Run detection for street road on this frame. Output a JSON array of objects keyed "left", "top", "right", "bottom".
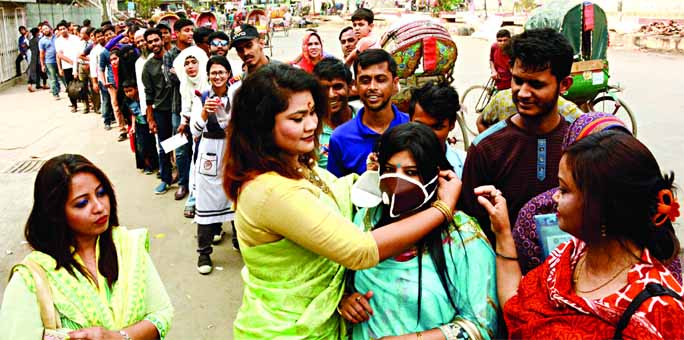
[{"left": 0, "top": 23, "right": 682, "bottom": 339}]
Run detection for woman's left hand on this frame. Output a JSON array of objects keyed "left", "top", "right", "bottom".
[{"left": 68, "top": 327, "right": 123, "bottom": 340}]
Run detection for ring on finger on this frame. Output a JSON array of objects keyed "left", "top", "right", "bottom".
[{"left": 355, "top": 296, "right": 361, "bottom": 302}]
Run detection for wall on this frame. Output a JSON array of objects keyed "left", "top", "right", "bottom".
[{"left": 0, "top": 3, "right": 101, "bottom": 84}]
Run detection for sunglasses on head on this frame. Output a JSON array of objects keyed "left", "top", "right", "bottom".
[{"left": 211, "top": 40, "right": 229, "bottom": 47}]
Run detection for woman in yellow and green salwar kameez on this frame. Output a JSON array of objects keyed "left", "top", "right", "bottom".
[
  {"left": 0, "top": 154, "right": 173, "bottom": 340},
  {"left": 224, "top": 64, "right": 461, "bottom": 339}
]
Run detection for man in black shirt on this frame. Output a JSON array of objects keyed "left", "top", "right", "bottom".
[{"left": 142, "top": 28, "right": 174, "bottom": 195}]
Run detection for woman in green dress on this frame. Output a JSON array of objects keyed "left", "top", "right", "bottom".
[
  {"left": 339, "top": 123, "right": 498, "bottom": 340},
  {"left": 0, "top": 154, "right": 173, "bottom": 339},
  {"left": 223, "top": 64, "right": 461, "bottom": 339}
]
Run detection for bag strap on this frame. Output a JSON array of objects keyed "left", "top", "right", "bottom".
[
  {"left": 10, "top": 259, "right": 62, "bottom": 330},
  {"left": 612, "top": 282, "right": 681, "bottom": 340}
]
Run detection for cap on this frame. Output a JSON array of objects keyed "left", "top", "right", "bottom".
[{"left": 230, "top": 24, "right": 259, "bottom": 48}]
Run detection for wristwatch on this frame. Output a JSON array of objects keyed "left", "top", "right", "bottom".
[{"left": 119, "top": 330, "right": 132, "bottom": 340}]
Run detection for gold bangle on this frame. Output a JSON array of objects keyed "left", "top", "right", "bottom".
[{"left": 431, "top": 200, "right": 452, "bottom": 222}]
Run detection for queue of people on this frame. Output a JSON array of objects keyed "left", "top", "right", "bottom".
[{"left": 2, "top": 7, "right": 684, "bottom": 340}]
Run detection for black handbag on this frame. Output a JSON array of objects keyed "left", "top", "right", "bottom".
[
  {"left": 67, "top": 80, "right": 84, "bottom": 101},
  {"left": 612, "top": 282, "right": 681, "bottom": 340}
]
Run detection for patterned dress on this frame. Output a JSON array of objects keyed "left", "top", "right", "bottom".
[{"left": 505, "top": 238, "right": 684, "bottom": 339}]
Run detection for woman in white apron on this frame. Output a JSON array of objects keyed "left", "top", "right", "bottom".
[{"left": 190, "top": 56, "right": 234, "bottom": 275}]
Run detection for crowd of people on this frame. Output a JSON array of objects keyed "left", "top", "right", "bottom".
[{"left": 2, "top": 6, "right": 684, "bottom": 340}]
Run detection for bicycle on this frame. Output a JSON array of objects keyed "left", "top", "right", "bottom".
[{"left": 459, "top": 78, "right": 497, "bottom": 137}]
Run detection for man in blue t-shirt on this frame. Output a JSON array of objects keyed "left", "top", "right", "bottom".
[
  {"left": 39, "top": 24, "right": 60, "bottom": 99},
  {"left": 15, "top": 26, "right": 29, "bottom": 77},
  {"left": 327, "top": 49, "right": 408, "bottom": 177}
]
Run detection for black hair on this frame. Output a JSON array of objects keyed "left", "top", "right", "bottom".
[
  {"left": 30, "top": 27, "right": 39, "bottom": 36},
  {"left": 358, "top": 123, "right": 464, "bottom": 322},
  {"left": 102, "top": 25, "right": 115, "bottom": 35},
  {"left": 351, "top": 8, "right": 374, "bottom": 24},
  {"left": 565, "top": 130, "right": 680, "bottom": 263},
  {"left": 155, "top": 23, "right": 170, "bottom": 32},
  {"left": 173, "top": 18, "right": 194, "bottom": 32},
  {"left": 224, "top": 63, "right": 327, "bottom": 201},
  {"left": 208, "top": 30, "right": 230, "bottom": 42},
  {"left": 19, "top": 25, "right": 26, "bottom": 32},
  {"left": 55, "top": 20, "right": 69, "bottom": 30},
  {"left": 147, "top": 19, "right": 156, "bottom": 28},
  {"left": 409, "top": 82, "right": 460, "bottom": 126},
  {"left": 25, "top": 154, "right": 119, "bottom": 287},
  {"left": 193, "top": 26, "right": 215, "bottom": 45},
  {"left": 496, "top": 29, "right": 511, "bottom": 38},
  {"left": 144, "top": 28, "right": 162, "bottom": 41},
  {"left": 313, "top": 57, "right": 352, "bottom": 84},
  {"left": 354, "top": 48, "right": 397, "bottom": 78},
  {"left": 86, "top": 27, "right": 95, "bottom": 35},
  {"left": 101, "top": 20, "right": 112, "bottom": 27},
  {"left": 339, "top": 26, "right": 354, "bottom": 40},
  {"left": 92, "top": 28, "right": 102, "bottom": 36},
  {"left": 508, "top": 28, "right": 574, "bottom": 83},
  {"left": 121, "top": 79, "right": 137, "bottom": 88},
  {"left": 83, "top": 19, "right": 91, "bottom": 27},
  {"left": 206, "top": 55, "right": 232, "bottom": 75}
]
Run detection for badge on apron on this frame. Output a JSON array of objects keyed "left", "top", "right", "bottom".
[{"left": 199, "top": 153, "right": 218, "bottom": 177}]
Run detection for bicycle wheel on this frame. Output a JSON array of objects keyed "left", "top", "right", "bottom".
[
  {"left": 448, "top": 111, "right": 470, "bottom": 151},
  {"left": 460, "top": 84, "right": 488, "bottom": 136},
  {"left": 590, "top": 95, "right": 638, "bottom": 137}
]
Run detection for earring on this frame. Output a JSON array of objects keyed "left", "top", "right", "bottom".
[{"left": 600, "top": 224, "right": 608, "bottom": 238}]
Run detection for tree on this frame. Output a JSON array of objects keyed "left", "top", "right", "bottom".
[{"left": 136, "top": 0, "right": 160, "bottom": 18}]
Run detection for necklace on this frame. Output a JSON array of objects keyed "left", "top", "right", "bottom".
[{"left": 573, "top": 255, "right": 633, "bottom": 294}]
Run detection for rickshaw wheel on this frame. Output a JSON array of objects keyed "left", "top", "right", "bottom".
[
  {"left": 460, "top": 84, "right": 491, "bottom": 136},
  {"left": 590, "top": 95, "right": 638, "bottom": 137}
]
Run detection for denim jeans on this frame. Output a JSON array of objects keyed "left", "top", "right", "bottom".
[
  {"left": 171, "top": 112, "right": 192, "bottom": 188},
  {"left": 45, "top": 63, "right": 60, "bottom": 97},
  {"left": 98, "top": 81, "right": 114, "bottom": 124},
  {"left": 153, "top": 110, "right": 174, "bottom": 185}
]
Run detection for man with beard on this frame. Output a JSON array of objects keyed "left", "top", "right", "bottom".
[
  {"left": 458, "top": 28, "right": 575, "bottom": 244},
  {"left": 163, "top": 19, "right": 195, "bottom": 200},
  {"left": 134, "top": 29, "right": 150, "bottom": 130},
  {"left": 156, "top": 23, "right": 172, "bottom": 51},
  {"left": 327, "top": 49, "right": 408, "bottom": 177},
  {"left": 142, "top": 28, "right": 174, "bottom": 195},
  {"left": 39, "top": 24, "right": 60, "bottom": 99},
  {"left": 208, "top": 31, "right": 230, "bottom": 57},
  {"left": 313, "top": 57, "right": 354, "bottom": 169}
]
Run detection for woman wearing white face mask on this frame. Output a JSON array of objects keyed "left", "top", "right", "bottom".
[{"left": 340, "top": 123, "right": 499, "bottom": 340}]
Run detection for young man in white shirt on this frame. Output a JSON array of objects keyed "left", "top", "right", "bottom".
[{"left": 55, "top": 20, "right": 82, "bottom": 112}]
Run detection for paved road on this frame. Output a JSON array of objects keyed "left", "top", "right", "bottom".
[{"left": 0, "top": 24, "right": 682, "bottom": 339}]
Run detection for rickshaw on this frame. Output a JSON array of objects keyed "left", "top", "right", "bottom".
[
  {"left": 380, "top": 19, "right": 470, "bottom": 150},
  {"left": 270, "top": 6, "right": 290, "bottom": 37},
  {"left": 153, "top": 12, "right": 180, "bottom": 33},
  {"left": 460, "top": 0, "right": 637, "bottom": 137},
  {"left": 196, "top": 11, "right": 218, "bottom": 30},
  {"left": 247, "top": 8, "right": 273, "bottom": 56}
]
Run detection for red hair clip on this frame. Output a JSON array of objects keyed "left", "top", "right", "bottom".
[{"left": 653, "top": 189, "right": 680, "bottom": 227}]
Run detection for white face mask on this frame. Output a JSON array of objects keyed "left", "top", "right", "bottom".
[
  {"left": 379, "top": 172, "right": 438, "bottom": 218},
  {"left": 351, "top": 170, "right": 382, "bottom": 208}
]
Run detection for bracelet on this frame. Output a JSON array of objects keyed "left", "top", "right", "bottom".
[
  {"left": 416, "top": 331, "right": 423, "bottom": 339},
  {"left": 336, "top": 306, "right": 343, "bottom": 315},
  {"left": 431, "top": 200, "right": 452, "bottom": 223},
  {"left": 496, "top": 252, "right": 518, "bottom": 261},
  {"left": 119, "top": 330, "right": 132, "bottom": 340}
]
